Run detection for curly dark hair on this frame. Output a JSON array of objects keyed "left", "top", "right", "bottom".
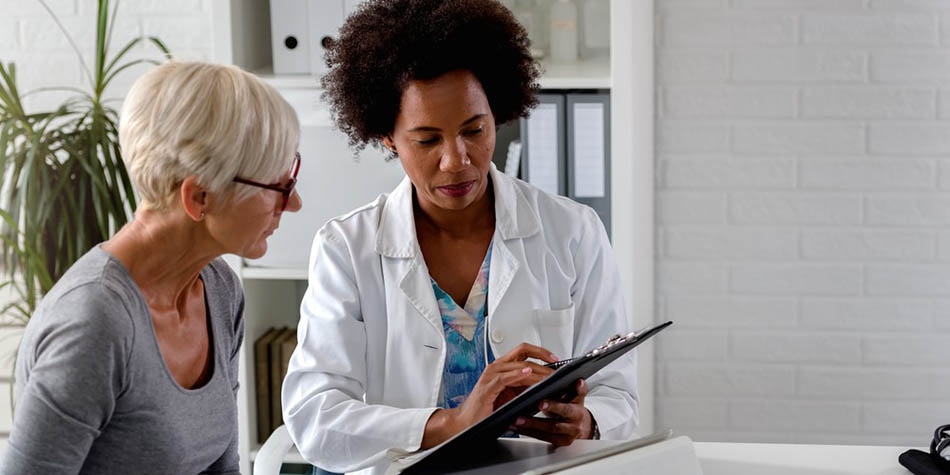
[{"left": 321, "top": 0, "right": 541, "bottom": 151}]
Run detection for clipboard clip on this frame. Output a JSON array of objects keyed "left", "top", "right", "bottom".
[
  {"left": 546, "top": 327, "right": 648, "bottom": 369},
  {"left": 586, "top": 326, "right": 652, "bottom": 357}
]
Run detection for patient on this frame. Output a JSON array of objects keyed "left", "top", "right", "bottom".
[{"left": 0, "top": 61, "right": 302, "bottom": 474}]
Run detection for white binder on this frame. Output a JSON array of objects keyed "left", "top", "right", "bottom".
[
  {"left": 271, "top": 0, "right": 366, "bottom": 76},
  {"left": 307, "top": 0, "right": 346, "bottom": 76},
  {"left": 270, "top": 0, "right": 311, "bottom": 74}
]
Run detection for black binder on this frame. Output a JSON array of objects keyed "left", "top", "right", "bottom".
[
  {"left": 401, "top": 321, "right": 674, "bottom": 475},
  {"left": 519, "top": 92, "right": 612, "bottom": 238}
]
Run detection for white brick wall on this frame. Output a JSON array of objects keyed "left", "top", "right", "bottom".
[
  {"left": 0, "top": 0, "right": 212, "bottom": 112},
  {"left": 802, "top": 14, "right": 938, "bottom": 45},
  {"left": 732, "top": 50, "right": 867, "bottom": 82},
  {"left": 0, "top": 0, "right": 212, "bottom": 450},
  {"left": 801, "top": 87, "right": 936, "bottom": 119},
  {"left": 657, "top": 0, "right": 950, "bottom": 445},
  {"left": 871, "top": 52, "right": 950, "bottom": 83}
]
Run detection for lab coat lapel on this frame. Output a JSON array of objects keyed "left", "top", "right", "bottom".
[
  {"left": 487, "top": 165, "right": 540, "bottom": 321},
  {"left": 488, "top": 238, "right": 518, "bottom": 320},
  {"left": 376, "top": 176, "right": 444, "bottom": 336},
  {"left": 398, "top": 258, "right": 443, "bottom": 337}
]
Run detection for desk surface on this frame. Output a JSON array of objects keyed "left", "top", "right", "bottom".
[
  {"left": 694, "top": 441, "right": 914, "bottom": 475},
  {"left": 275, "top": 438, "right": 917, "bottom": 474}
]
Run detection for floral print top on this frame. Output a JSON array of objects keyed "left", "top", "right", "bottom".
[{"left": 432, "top": 242, "right": 496, "bottom": 409}]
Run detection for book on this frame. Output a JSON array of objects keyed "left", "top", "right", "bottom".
[
  {"left": 254, "top": 327, "right": 281, "bottom": 444},
  {"left": 279, "top": 329, "right": 298, "bottom": 392},
  {"left": 269, "top": 327, "right": 294, "bottom": 434}
]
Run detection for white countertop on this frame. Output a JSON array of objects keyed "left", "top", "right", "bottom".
[
  {"left": 694, "top": 441, "right": 914, "bottom": 475},
  {"left": 257, "top": 436, "right": 918, "bottom": 474}
]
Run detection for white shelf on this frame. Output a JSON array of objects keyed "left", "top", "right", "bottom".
[
  {"left": 251, "top": 66, "right": 322, "bottom": 89},
  {"left": 241, "top": 266, "right": 308, "bottom": 280},
  {"left": 251, "top": 58, "right": 611, "bottom": 92},
  {"left": 538, "top": 56, "right": 611, "bottom": 89}
]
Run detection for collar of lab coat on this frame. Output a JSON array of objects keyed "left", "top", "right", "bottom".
[{"left": 375, "top": 163, "right": 541, "bottom": 258}]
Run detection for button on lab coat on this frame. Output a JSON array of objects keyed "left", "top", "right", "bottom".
[{"left": 282, "top": 165, "right": 638, "bottom": 474}]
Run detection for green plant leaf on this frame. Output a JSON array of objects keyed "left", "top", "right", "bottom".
[
  {"left": 95, "top": 0, "right": 110, "bottom": 95},
  {"left": 147, "top": 36, "right": 172, "bottom": 59},
  {"left": 37, "top": 0, "right": 93, "bottom": 88},
  {"left": 103, "top": 37, "right": 142, "bottom": 80},
  {"left": 102, "top": 58, "right": 166, "bottom": 90},
  {"left": 104, "top": 0, "right": 120, "bottom": 63},
  {"left": 1, "top": 0, "right": 165, "bottom": 325},
  {"left": 0, "top": 62, "right": 26, "bottom": 116}
]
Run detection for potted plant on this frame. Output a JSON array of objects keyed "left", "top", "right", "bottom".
[
  {"left": 0, "top": 0, "right": 170, "bottom": 326},
  {"left": 0, "top": 1, "right": 171, "bottom": 410}
]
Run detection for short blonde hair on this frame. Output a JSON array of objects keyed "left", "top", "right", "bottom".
[{"left": 119, "top": 61, "right": 300, "bottom": 211}]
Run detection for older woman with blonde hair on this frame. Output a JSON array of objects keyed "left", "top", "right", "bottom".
[{"left": 0, "top": 61, "right": 302, "bottom": 474}]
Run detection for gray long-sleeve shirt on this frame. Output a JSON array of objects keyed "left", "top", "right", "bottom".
[{"left": 0, "top": 246, "right": 244, "bottom": 474}]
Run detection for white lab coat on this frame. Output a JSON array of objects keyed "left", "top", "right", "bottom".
[{"left": 282, "top": 165, "right": 638, "bottom": 474}]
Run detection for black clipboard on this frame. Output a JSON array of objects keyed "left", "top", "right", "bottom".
[{"left": 401, "top": 320, "right": 674, "bottom": 475}]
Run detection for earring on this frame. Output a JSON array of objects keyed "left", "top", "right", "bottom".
[{"left": 199, "top": 212, "right": 205, "bottom": 220}]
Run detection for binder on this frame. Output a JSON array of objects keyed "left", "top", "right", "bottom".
[
  {"left": 518, "top": 92, "right": 612, "bottom": 237},
  {"left": 254, "top": 327, "right": 281, "bottom": 443},
  {"left": 270, "top": 0, "right": 311, "bottom": 74},
  {"left": 269, "top": 327, "right": 293, "bottom": 433},
  {"left": 307, "top": 0, "right": 346, "bottom": 76},
  {"left": 279, "top": 330, "right": 298, "bottom": 393},
  {"left": 271, "top": 1, "right": 368, "bottom": 76},
  {"left": 520, "top": 94, "right": 566, "bottom": 196},
  {"left": 567, "top": 93, "right": 611, "bottom": 236}
]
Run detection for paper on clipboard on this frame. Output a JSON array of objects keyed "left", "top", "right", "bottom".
[{"left": 572, "top": 102, "right": 605, "bottom": 199}]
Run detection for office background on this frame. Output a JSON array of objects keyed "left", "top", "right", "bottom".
[{"left": 0, "top": 0, "right": 948, "bottom": 463}]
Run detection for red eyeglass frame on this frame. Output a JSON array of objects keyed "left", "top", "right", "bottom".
[{"left": 232, "top": 153, "right": 300, "bottom": 211}]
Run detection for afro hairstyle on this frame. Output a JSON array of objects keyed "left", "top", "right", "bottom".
[{"left": 321, "top": 0, "right": 541, "bottom": 151}]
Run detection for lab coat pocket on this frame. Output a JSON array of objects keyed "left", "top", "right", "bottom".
[{"left": 532, "top": 305, "right": 575, "bottom": 360}]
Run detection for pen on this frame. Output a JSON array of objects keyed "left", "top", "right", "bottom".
[{"left": 544, "top": 357, "right": 579, "bottom": 369}]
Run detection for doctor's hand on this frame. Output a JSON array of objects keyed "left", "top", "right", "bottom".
[
  {"left": 510, "top": 378, "right": 594, "bottom": 447},
  {"left": 421, "top": 343, "right": 558, "bottom": 449}
]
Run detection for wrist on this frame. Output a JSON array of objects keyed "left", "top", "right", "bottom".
[{"left": 421, "top": 408, "right": 462, "bottom": 449}]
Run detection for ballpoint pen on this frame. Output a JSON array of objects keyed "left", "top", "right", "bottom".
[{"left": 543, "top": 356, "right": 580, "bottom": 369}]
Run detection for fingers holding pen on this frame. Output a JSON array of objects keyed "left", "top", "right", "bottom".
[{"left": 495, "top": 342, "right": 560, "bottom": 366}]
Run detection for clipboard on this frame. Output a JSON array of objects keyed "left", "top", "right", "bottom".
[{"left": 400, "top": 321, "right": 674, "bottom": 475}]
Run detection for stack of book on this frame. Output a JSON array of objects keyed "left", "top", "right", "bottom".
[{"left": 254, "top": 326, "right": 298, "bottom": 444}]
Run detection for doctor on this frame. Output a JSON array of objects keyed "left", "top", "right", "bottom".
[{"left": 282, "top": 0, "right": 637, "bottom": 473}]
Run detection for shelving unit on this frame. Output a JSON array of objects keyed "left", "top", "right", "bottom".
[
  {"left": 212, "top": 2, "right": 653, "bottom": 473},
  {"left": 250, "top": 66, "right": 322, "bottom": 91},
  {"left": 253, "top": 59, "right": 612, "bottom": 91},
  {"left": 538, "top": 56, "right": 611, "bottom": 89}
]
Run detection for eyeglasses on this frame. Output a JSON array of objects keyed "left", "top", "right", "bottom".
[
  {"left": 933, "top": 424, "right": 950, "bottom": 469},
  {"left": 232, "top": 153, "right": 300, "bottom": 211}
]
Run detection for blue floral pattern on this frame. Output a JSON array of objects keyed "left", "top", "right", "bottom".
[{"left": 433, "top": 243, "right": 495, "bottom": 409}]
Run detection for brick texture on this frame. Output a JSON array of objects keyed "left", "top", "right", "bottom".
[{"left": 657, "top": 0, "right": 950, "bottom": 446}]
